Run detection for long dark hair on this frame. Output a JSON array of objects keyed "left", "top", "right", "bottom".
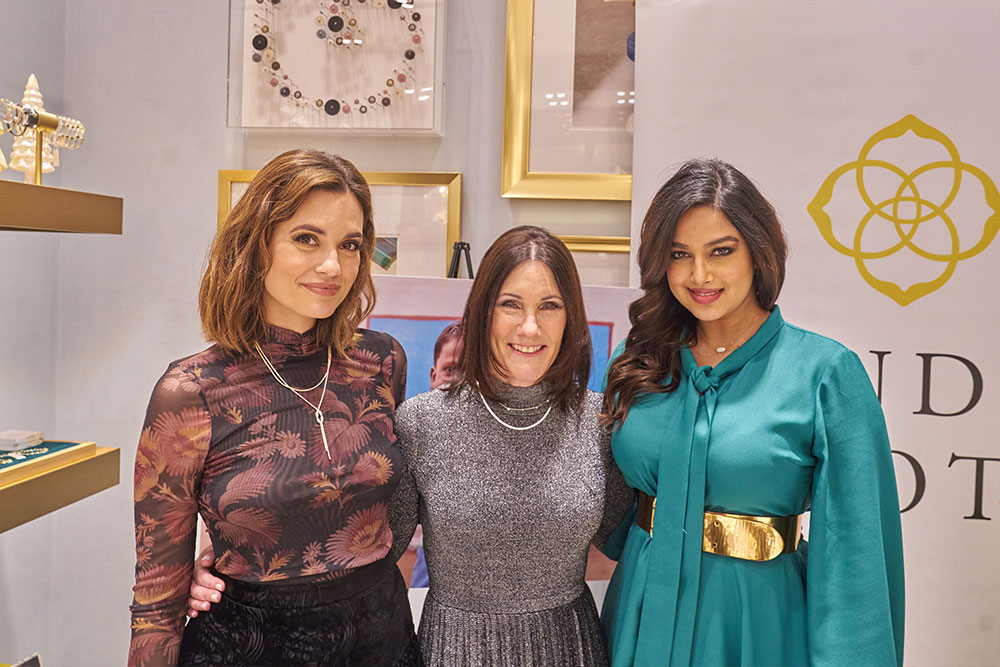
[
  {"left": 601, "top": 159, "right": 787, "bottom": 426},
  {"left": 458, "top": 226, "right": 591, "bottom": 412}
]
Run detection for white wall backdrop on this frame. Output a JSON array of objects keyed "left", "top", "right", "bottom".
[
  {"left": 632, "top": 2, "right": 1000, "bottom": 664},
  {"left": 0, "top": 0, "right": 68, "bottom": 661}
]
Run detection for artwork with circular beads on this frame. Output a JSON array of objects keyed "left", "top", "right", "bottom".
[{"left": 230, "top": 0, "right": 442, "bottom": 132}]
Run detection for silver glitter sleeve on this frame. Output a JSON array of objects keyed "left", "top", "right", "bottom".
[
  {"left": 388, "top": 401, "right": 419, "bottom": 564},
  {"left": 592, "top": 425, "right": 634, "bottom": 550}
]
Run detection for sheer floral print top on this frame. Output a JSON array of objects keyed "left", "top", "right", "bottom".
[{"left": 128, "top": 326, "right": 406, "bottom": 667}]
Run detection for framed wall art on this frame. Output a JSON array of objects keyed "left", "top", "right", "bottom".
[
  {"left": 502, "top": 0, "right": 634, "bottom": 200},
  {"left": 228, "top": 0, "right": 445, "bottom": 133},
  {"left": 563, "top": 237, "right": 631, "bottom": 288},
  {"left": 218, "top": 169, "right": 461, "bottom": 277}
]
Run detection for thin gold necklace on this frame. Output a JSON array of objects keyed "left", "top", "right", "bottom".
[
  {"left": 694, "top": 311, "right": 765, "bottom": 356},
  {"left": 254, "top": 342, "right": 333, "bottom": 459}
]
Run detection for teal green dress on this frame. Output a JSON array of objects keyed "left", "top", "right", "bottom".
[{"left": 601, "top": 307, "right": 904, "bottom": 666}]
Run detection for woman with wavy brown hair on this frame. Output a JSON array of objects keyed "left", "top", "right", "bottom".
[
  {"left": 599, "top": 159, "right": 904, "bottom": 666},
  {"left": 128, "top": 149, "right": 420, "bottom": 667}
]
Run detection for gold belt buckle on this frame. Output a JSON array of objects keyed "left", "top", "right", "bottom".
[
  {"left": 702, "top": 511, "right": 801, "bottom": 561},
  {"left": 637, "top": 491, "right": 656, "bottom": 535},
  {"left": 635, "top": 492, "right": 801, "bottom": 562}
]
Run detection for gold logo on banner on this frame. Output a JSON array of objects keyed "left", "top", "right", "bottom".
[{"left": 808, "top": 115, "right": 1000, "bottom": 305}]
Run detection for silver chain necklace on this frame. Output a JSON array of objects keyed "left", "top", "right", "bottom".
[
  {"left": 499, "top": 398, "right": 551, "bottom": 412},
  {"left": 478, "top": 391, "right": 553, "bottom": 431},
  {"left": 254, "top": 341, "right": 333, "bottom": 459}
]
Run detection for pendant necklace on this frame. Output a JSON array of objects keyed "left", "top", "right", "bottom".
[
  {"left": 478, "top": 391, "right": 552, "bottom": 431},
  {"left": 695, "top": 311, "right": 765, "bottom": 356},
  {"left": 499, "top": 398, "right": 551, "bottom": 412},
  {"left": 254, "top": 341, "right": 334, "bottom": 459}
]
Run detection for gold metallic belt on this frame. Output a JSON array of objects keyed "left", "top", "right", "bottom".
[{"left": 636, "top": 491, "right": 801, "bottom": 562}]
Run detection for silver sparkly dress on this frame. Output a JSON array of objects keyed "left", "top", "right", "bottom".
[{"left": 389, "top": 383, "right": 632, "bottom": 667}]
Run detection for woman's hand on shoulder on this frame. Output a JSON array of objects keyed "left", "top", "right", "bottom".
[{"left": 186, "top": 546, "right": 225, "bottom": 617}]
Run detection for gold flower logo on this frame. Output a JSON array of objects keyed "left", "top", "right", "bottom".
[{"left": 808, "top": 115, "right": 1000, "bottom": 305}]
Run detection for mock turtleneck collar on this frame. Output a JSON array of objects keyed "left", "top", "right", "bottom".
[
  {"left": 492, "top": 380, "right": 554, "bottom": 409},
  {"left": 261, "top": 324, "right": 321, "bottom": 358}
]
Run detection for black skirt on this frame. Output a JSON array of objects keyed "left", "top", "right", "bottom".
[{"left": 178, "top": 557, "right": 421, "bottom": 667}]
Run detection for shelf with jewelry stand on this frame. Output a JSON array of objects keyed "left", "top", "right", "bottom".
[
  {"left": 0, "top": 79, "right": 121, "bottom": 532},
  {"left": 0, "top": 88, "right": 122, "bottom": 233}
]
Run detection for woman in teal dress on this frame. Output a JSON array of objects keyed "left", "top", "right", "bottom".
[{"left": 600, "top": 159, "right": 904, "bottom": 666}]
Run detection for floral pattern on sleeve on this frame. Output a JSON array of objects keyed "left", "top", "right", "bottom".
[{"left": 129, "top": 365, "right": 213, "bottom": 667}]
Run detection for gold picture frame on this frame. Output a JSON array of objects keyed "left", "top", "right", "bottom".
[
  {"left": 218, "top": 169, "right": 462, "bottom": 276},
  {"left": 501, "top": 0, "right": 633, "bottom": 201},
  {"left": 559, "top": 235, "right": 630, "bottom": 253}
]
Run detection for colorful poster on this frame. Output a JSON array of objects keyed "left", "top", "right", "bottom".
[{"left": 367, "top": 275, "right": 637, "bottom": 398}]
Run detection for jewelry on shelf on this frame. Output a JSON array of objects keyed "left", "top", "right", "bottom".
[
  {"left": 694, "top": 311, "right": 766, "bottom": 356},
  {"left": 478, "top": 391, "right": 553, "bottom": 431},
  {"left": 254, "top": 342, "right": 334, "bottom": 459},
  {"left": 0, "top": 446, "right": 49, "bottom": 466}
]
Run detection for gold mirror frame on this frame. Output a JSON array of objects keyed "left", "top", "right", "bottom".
[
  {"left": 501, "top": 0, "right": 632, "bottom": 201},
  {"left": 218, "top": 169, "right": 462, "bottom": 274}
]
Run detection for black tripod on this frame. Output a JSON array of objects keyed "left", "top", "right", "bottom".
[{"left": 447, "top": 241, "right": 474, "bottom": 279}]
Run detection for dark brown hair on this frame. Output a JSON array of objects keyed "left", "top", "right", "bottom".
[
  {"left": 457, "top": 226, "right": 591, "bottom": 412},
  {"left": 199, "top": 149, "right": 376, "bottom": 355},
  {"left": 601, "top": 158, "right": 787, "bottom": 426}
]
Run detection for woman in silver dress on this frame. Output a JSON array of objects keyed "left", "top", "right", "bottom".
[
  {"left": 388, "top": 226, "right": 631, "bottom": 666},
  {"left": 188, "top": 225, "right": 631, "bottom": 666}
]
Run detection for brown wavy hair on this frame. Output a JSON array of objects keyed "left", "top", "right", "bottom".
[
  {"left": 601, "top": 158, "right": 787, "bottom": 427},
  {"left": 199, "top": 149, "right": 376, "bottom": 355},
  {"left": 456, "top": 226, "right": 591, "bottom": 412}
]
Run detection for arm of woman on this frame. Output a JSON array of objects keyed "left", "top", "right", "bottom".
[
  {"left": 128, "top": 368, "right": 212, "bottom": 667},
  {"left": 807, "top": 348, "right": 905, "bottom": 667},
  {"left": 384, "top": 337, "right": 419, "bottom": 563},
  {"left": 593, "top": 427, "right": 635, "bottom": 554},
  {"left": 387, "top": 401, "right": 419, "bottom": 564},
  {"left": 598, "top": 340, "right": 637, "bottom": 559}
]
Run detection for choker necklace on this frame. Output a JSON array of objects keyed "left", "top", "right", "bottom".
[
  {"left": 499, "top": 398, "right": 551, "bottom": 412},
  {"left": 694, "top": 311, "right": 765, "bottom": 356},
  {"left": 254, "top": 342, "right": 333, "bottom": 459},
  {"left": 478, "top": 391, "right": 553, "bottom": 431}
]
